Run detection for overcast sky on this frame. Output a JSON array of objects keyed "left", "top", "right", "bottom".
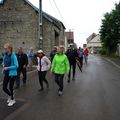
[
  {"left": 1, "top": 0, "right": 120, "bottom": 47},
  {"left": 33, "top": 0, "right": 119, "bottom": 47}
]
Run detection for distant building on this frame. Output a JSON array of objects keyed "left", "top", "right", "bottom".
[
  {"left": 86, "top": 33, "right": 102, "bottom": 54},
  {"left": 65, "top": 31, "right": 74, "bottom": 45},
  {"left": 83, "top": 44, "right": 87, "bottom": 48},
  {"left": 0, "top": 0, "right": 65, "bottom": 56}
]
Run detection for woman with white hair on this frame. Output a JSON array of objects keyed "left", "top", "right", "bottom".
[
  {"left": 2, "top": 43, "right": 19, "bottom": 106},
  {"left": 37, "top": 50, "right": 51, "bottom": 91}
]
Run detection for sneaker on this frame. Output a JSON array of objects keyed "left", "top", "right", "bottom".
[
  {"left": 67, "top": 78, "right": 70, "bottom": 83},
  {"left": 72, "top": 77, "right": 75, "bottom": 81},
  {"left": 7, "top": 96, "right": 11, "bottom": 103},
  {"left": 15, "top": 86, "right": 20, "bottom": 89},
  {"left": 23, "top": 83, "right": 26, "bottom": 87},
  {"left": 58, "top": 91, "right": 63, "bottom": 96},
  {"left": 8, "top": 99, "right": 16, "bottom": 107},
  {"left": 46, "top": 83, "right": 49, "bottom": 89},
  {"left": 38, "top": 88, "right": 44, "bottom": 92}
]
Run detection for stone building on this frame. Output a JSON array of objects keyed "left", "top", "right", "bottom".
[{"left": 0, "top": 0, "right": 65, "bottom": 56}]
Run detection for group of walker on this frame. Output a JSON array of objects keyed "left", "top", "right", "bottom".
[{"left": 1, "top": 43, "right": 89, "bottom": 107}]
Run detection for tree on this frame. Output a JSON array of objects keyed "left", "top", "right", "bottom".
[{"left": 99, "top": 2, "right": 120, "bottom": 54}]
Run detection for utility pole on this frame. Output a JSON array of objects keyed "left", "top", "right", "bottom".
[{"left": 39, "top": 0, "right": 43, "bottom": 49}]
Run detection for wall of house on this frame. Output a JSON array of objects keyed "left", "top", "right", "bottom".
[
  {"left": 0, "top": 0, "right": 38, "bottom": 54},
  {"left": 0, "top": 0, "right": 65, "bottom": 57},
  {"left": 87, "top": 35, "right": 102, "bottom": 48}
]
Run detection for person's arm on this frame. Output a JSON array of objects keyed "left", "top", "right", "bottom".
[
  {"left": 8, "top": 54, "right": 19, "bottom": 70},
  {"left": 65, "top": 55, "right": 70, "bottom": 74},
  {"left": 51, "top": 55, "right": 56, "bottom": 72},
  {"left": 24, "top": 54, "right": 28, "bottom": 66},
  {"left": 44, "top": 56, "right": 51, "bottom": 70}
]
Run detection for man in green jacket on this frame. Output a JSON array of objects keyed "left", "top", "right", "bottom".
[{"left": 51, "top": 46, "right": 70, "bottom": 96}]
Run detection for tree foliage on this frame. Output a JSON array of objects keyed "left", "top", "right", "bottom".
[{"left": 99, "top": 2, "right": 120, "bottom": 54}]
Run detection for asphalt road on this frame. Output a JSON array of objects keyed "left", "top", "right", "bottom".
[{"left": 0, "top": 55, "right": 120, "bottom": 120}]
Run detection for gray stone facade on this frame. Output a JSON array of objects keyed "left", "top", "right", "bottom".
[{"left": 0, "top": 0, "right": 65, "bottom": 56}]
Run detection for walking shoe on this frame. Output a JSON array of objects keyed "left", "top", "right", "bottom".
[
  {"left": 58, "top": 91, "right": 63, "bottom": 96},
  {"left": 46, "top": 83, "right": 49, "bottom": 89},
  {"left": 8, "top": 99, "right": 16, "bottom": 107},
  {"left": 23, "top": 83, "right": 26, "bottom": 87},
  {"left": 67, "top": 78, "right": 70, "bottom": 83},
  {"left": 72, "top": 77, "right": 75, "bottom": 81},
  {"left": 15, "top": 86, "right": 20, "bottom": 89},
  {"left": 38, "top": 88, "right": 44, "bottom": 92},
  {"left": 7, "top": 96, "right": 11, "bottom": 103}
]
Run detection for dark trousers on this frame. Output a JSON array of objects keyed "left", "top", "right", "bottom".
[
  {"left": 79, "top": 57, "right": 83, "bottom": 68},
  {"left": 38, "top": 71, "right": 48, "bottom": 89},
  {"left": 55, "top": 74, "right": 64, "bottom": 91},
  {"left": 16, "top": 68, "right": 27, "bottom": 87},
  {"left": 3, "top": 74, "right": 16, "bottom": 100},
  {"left": 68, "top": 62, "right": 76, "bottom": 79}
]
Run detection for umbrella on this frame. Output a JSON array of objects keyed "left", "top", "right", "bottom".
[{"left": 75, "top": 58, "right": 82, "bottom": 72}]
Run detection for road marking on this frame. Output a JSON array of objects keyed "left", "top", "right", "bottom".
[{"left": 104, "top": 58, "right": 120, "bottom": 69}]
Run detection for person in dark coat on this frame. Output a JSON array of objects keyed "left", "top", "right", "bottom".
[
  {"left": 66, "top": 46, "right": 78, "bottom": 82},
  {"left": 15, "top": 47, "right": 28, "bottom": 89},
  {"left": 49, "top": 46, "right": 57, "bottom": 63}
]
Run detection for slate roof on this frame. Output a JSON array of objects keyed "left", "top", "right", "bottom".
[{"left": 0, "top": 0, "right": 65, "bottom": 30}]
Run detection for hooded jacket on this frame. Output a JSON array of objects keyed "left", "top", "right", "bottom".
[
  {"left": 51, "top": 53, "right": 70, "bottom": 74},
  {"left": 2, "top": 52, "right": 19, "bottom": 76}
]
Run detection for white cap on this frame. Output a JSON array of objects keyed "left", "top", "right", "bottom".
[{"left": 37, "top": 50, "right": 43, "bottom": 53}]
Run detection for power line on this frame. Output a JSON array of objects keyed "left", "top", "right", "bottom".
[
  {"left": 48, "top": 0, "right": 60, "bottom": 19},
  {"left": 52, "top": 0, "right": 68, "bottom": 27}
]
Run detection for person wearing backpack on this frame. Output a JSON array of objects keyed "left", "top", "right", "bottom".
[
  {"left": 78, "top": 48, "right": 84, "bottom": 68},
  {"left": 2, "top": 43, "right": 19, "bottom": 106},
  {"left": 66, "top": 45, "right": 78, "bottom": 82}
]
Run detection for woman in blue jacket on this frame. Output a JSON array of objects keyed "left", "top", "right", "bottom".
[{"left": 2, "top": 43, "right": 19, "bottom": 107}]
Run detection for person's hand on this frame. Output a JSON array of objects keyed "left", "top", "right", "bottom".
[
  {"left": 23, "top": 65, "right": 26, "bottom": 68},
  {"left": 49, "top": 70, "right": 53, "bottom": 74},
  {"left": 4, "top": 67, "right": 9, "bottom": 70},
  {"left": 2, "top": 64, "right": 5, "bottom": 67}
]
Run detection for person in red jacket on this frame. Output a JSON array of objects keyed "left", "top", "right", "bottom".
[{"left": 84, "top": 48, "right": 89, "bottom": 64}]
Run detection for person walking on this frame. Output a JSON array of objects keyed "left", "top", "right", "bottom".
[
  {"left": 84, "top": 48, "right": 89, "bottom": 64},
  {"left": 15, "top": 47, "right": 28, "bottom": 89},
  {"left": 2, "top": 43, "right": 19, "bottom": 106},
  {"left": 37, "top": 50, "right": 51, "bottom": 91},
  {"left": 66, "top": 45, "right": 78, "bottom": 82},
  {"left": 78, "top": 48, "right": 84, "bottom": 68},
  {"left": 28, "top": 47, "right": 34, "bottom": 67},
  {"left": 49, "top": 46, "right": 57, "bottom": 63},
  {"left": 51, "top": 46, "right": 70, "bottom": 96}
]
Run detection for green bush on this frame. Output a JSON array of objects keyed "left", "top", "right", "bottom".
[{"left": 99, "top": 49, "right": 107, "bottom": 55}]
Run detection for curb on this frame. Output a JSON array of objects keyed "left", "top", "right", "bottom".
[
  {"left": 0, "top": 68, "right": 37, "bottom": 86},
  {"left": 103, "top": 58, "right": 120, "bottom": 69}
]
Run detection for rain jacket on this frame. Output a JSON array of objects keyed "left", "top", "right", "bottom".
[
  {"left": 51, "top": 53, "right": 70, "bottom": 74},
  {"left": 2, "top": 52, "right": 19, "bottom": 76}
]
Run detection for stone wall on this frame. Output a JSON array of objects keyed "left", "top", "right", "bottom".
[
  {"left": 0, "top": 0, "right": 65, "bottom": 57},
  {"left": 0, "top": 0, "right": 38, "bottom": 54}
]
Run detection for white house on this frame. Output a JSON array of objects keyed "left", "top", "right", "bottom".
[{"left": 86, "top": 33, "right": 102, "bottom": 53}]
